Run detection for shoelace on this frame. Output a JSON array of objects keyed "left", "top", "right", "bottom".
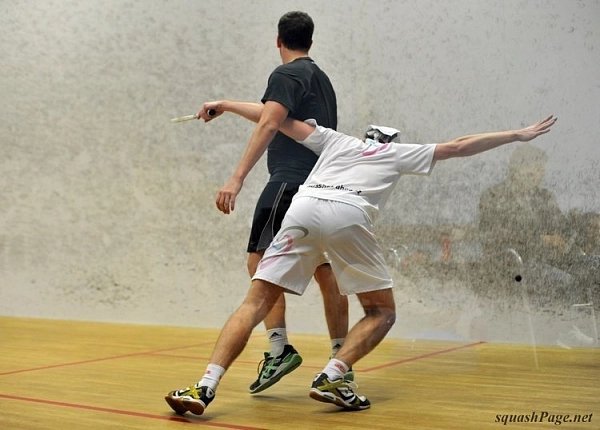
[
  {"left": 317, "top": 375, "right": 358, "bottom": 391},
  {"left": 177, "top": 385, "right": 199, "bottom": 398},
  {"left": 345, "top": 380, "right": 358, "bottom": 390},
  {"left": 256, "top": 355, "right": 274, "bottom": 376},
  {"left": 333, "top": 378, "right": 358, "bottom": 390}
]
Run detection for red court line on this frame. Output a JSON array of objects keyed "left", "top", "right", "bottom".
[
  {"left": 1, "top": 333, "right": 265, "bottom": 376},
  {"left": 0, "top": 341, "right": 485, "bottom": 428},
  {"left": 359, "top": 341, "right": 486, "bottom": 372},
  {"left": 152, "top": 341, "right": 487, "bottom": 373},
  {"left": 0, "top": 393, "right": 266, "bottom": 430},
  {"left": 0, "top": 342, "right": 215, "bottom": 377}
]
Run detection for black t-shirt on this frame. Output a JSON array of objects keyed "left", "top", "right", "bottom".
[{"left": 261, "top": 57, "right": 337, "bottom": 183}]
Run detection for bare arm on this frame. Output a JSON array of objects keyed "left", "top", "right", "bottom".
[
  {"left": 200, "top": 100, "right": 315, "bottom": 142},
  {"left": 433, "top": 115, "right": 557, "bottom": 161},
  {"left": 210, "top": 101, "right": 287, "bottom": 214},
  {"left": 198, "top": 100, "right": 263, "bottom": 123}
]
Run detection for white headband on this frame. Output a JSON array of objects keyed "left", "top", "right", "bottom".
[{"left": 367, "top": 124, "right": 401, "bottom": 138}]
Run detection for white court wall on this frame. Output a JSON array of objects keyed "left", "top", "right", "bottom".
[{"left": 1, "top": 0, "right": 599, "bottom": 345}]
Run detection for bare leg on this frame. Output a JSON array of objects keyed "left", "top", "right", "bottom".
[
  {"left": 314, "top": 264, "right": 349, "bottom": 340},
  {"left": 209, "top": 280, "right": 284, "bottom": 368},
  {"left": 248, "top": 251, "right": 287, "bottom": 329},
  {"left": 164, "top": 280, "right": 284, "bottom": 416},
  {"left": 309, "top": 289, "right": 394, "bottom": 411},
  {"left": 334, "top": 289, "right": 396, "bottom": 366}
]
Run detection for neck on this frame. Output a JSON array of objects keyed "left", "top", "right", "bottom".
[{"left": 280, "top": 48, "right": 310, "bottom": 64}]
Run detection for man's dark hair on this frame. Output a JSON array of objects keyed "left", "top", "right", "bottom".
[{"left": 278, "top": 11, "right": 313, "bottom": 51}]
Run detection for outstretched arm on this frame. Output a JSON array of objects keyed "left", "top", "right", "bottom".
[
  {"left": 198, "top": 100, "right": 263, "bottom": 123},
  {"left": 200, "top": 100, "right": 315, "bottom": 143},
  {"left": 433, "top": 115, "right": 557, "bottom": 161}
]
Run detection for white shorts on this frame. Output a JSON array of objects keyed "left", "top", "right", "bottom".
[{"left": 252, "top": 196, "right": 393, "bottom": 295}]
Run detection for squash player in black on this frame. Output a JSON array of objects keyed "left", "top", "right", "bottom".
[{"left": 204, "top": 11, "right": 351, "bottom": 394}]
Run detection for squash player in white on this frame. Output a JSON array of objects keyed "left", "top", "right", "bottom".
[{"left": 165, "top": 100, "right": 556, "bottom": 415}]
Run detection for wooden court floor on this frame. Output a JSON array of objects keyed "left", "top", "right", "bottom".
[{"left": 1, "top": 317, "right": 598, "bottom": 430}]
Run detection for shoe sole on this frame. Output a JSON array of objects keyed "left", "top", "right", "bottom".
[
  {"left": 164, "top": 395, "right": 188, "bottom": 415},
  {"left": 309, "top": 388, "right": 370, "bottom": 411},
  {"left": 182, "top": 399, "right": 207, "bottom": 415},
  {"left": 249, "top": 355, "right": 303, "bottom": 394}
]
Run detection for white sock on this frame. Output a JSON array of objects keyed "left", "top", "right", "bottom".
[
  {"left": 331, "top": 338, "right": 345, "bottom": 357},
  {"left": 267, "top": 328, "right": 288, "bottom": 357},
  {"left": 322, "top": 358, "right": 349, "bottom": 381},
  {"left": 198, "top": 363, "right": 225, "bottom": 391}
]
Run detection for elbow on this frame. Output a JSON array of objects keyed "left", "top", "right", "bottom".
[
  {"left": 381, "top": 308, "right": 396, "bottom": 336},
  {"left": 257, "top": 117, "right": 281, "bottom": 137},
  {"left": 449, "top": 138, "right": 474, "bottom": 157},
  {"left": 386, "top": 310, "right": 396, "bottom": 330},
  {"left": 435, "top": 141, "right": 463, "bottom": 161}
]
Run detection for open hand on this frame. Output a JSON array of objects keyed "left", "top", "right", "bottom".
[{"left": 518, "top": 115, "right": 557, "bottom": 141}]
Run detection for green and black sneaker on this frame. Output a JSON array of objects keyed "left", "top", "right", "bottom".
[
  {"left": 165, "top": 383, "right": 215, "bottom": 416},
  {"left": 309, "top": 372, "right": 370, "bottom": 410},
  {"left": 249, "top": 344, "right": 303, "bottom": 394}
]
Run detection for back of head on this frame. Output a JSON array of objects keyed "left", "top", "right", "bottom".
[
  {"left": 365, "top": 125, "right": 401, "bottom": 143},
  {"left": 278, "top": 11, "right": 314, "bottom": 51}
]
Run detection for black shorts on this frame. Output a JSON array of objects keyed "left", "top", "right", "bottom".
[{"left": 247, "top": 182, "right": 301, "bottom": 253}]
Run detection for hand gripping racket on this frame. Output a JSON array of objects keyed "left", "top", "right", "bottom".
[{"left": 170, "top": 109, "right": 216, "bottom": 123}]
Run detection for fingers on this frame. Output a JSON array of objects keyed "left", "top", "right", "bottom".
[
  {"left": 197, "top": 108, "right": 214, "bottom": 122},
  {"left": 216, "top": 177, "right": 242, "bottom": 214},
  {"left": 215, "top": 190, "right": 235, "bottom": 214},
  {"left": 530, "top": 115, "right": 556, "bottom": 134},
  {"left": 542, "top": 115, "right": 557, "bottom": 126},
  {"left": 196, "top": 109, "right": 207, "bottom": 121},
  {"left": 197, "top": 102, "right": 221, "bottom": 122},
  {"left": 539, "top": 115, "right": 557, "bottom": 131},
  {"left": 216, "top": 193, "right": 229, "bottom": 214},
  {"left": 518, "top": 115, "right": 557, "bottom": 142}
]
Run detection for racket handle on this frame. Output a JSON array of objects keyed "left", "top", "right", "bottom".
[
  {"left": 207, "top": 109, "right": 216, "bottom": 117},
  {"left": 170, "top": 114, "right": 197, "bottom": 123}
]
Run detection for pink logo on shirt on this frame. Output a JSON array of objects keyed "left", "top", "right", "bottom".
[{"left": 362, "top": 142, "right": 390, "bottom": 156}]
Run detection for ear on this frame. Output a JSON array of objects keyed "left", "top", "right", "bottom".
[{"left": 276, "top": 36, "right": 282, "bottom": 48}]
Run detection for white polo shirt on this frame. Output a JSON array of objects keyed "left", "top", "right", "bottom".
[{"left": 296, "top": 124, "right": 436, "bottom": 222}]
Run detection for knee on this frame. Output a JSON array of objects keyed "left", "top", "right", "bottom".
[
  {"left": 245, "top": 280, "right": 283, "bottom": 315},
  {"left": 381, "top": 307, "right": 396, "bottom": 330},
  {"left": 365, "top": 306, "right": 396, "bottom": 330}
]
